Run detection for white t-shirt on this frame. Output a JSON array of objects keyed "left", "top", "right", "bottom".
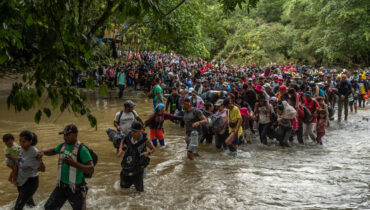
[{"left": 114, "top": 110, "right": 138, "bottom": 137}]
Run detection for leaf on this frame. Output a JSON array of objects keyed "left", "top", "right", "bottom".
[
  {"left": 26, "top": 15, "right": 33, "bottom": 26},
  {"left": 0, "top": 53, "right": 9, "bottom": 64},
  {"left": 98, "top": 84, "right": 108, "bottom": 96},
  {"left": 86, "top": 77, "right": 95, "bottom": 90},
  {"left": 34, "top": 110, "right": 42, "bottom": 123},
  {"left": 43, "top": 108, "right": 51, "bottom": 118}
]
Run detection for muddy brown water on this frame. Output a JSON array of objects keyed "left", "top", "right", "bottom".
[{"left": 0, "top": 88, "right": 369, "bottom": 209}]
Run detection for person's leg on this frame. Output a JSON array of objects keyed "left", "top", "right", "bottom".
[
  {"left": 282, "top": 127, "right": 292, "bottom": 147},
  {"left": 205, "top": 132, "right": 213, "bottom": 144},
  {"left": 297, "top": 124, "right": 304, "bottom": 144},
  {"left": 303, "top": 123, "right": 309, "bottom": 140},
  {"left": 118, "top": 85, "right": 124, "bottom": 98},
  {"left": 150, "top": 129, "right": 158, "bottom": 147},
  {"left": 120, "top": 170, "right": 133, "bottom": 189},
  {"left": 45, "top": 186, "right": 67, "bottom": 210},
  {"left": 14, "top": 176, "right": 39, "bottom": 210},
  {"left": 308, "top": 123, "right": 317, "bottom": 141},
  {"left": 133, "top": 172, "right": 144, "bottom": 192},
  {"left": 316, "top": 131, "right": 325, "bottom": 144},
  {"left": 258, "top": 124, "right": 267, "bottom": 144},
  {"left": 344, "top": 97, "right": 349, "bottom": 120},
  {"left": 338, "top": 98, "right": 343, "bottom": 121},
  {"left": 354, "top": 101, "right": 357, "bottom": 113},
  {"left": 66, "top": 187, "right": 87, "bottom": 210}
]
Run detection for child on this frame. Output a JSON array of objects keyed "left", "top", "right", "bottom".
[
  {"left": 316, "top": 110, "right": 328, "bottom": 145},
  {"left": 144, "top": 103, "right": 182, "bottom": 147},
  {"left": 240, "top": 107, "right": 252, "bottom": 144},
  {"left": 3, "top": 134, "right": 20, "bottom": 185}
]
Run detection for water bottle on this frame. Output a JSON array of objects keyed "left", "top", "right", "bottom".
[{"left": 188, "top": 130, "right": 199, "bottom": 154}]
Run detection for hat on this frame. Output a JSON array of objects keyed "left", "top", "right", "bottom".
[
  {"left": 215, "top": 99, "right": 224, "bottom": 106},
  {"left": 248, "top": 78, "right": 253, "bottom": 82},
  {"left": 154, "top": 103, "right": 164, "bottom": 113},
  {"left": 223, "top": 98, "right": 231, "bottom": 106},
  {"left": 124, "top": 100, "right": 136, "bottom": 107},
  {"left": 189, "top": 87, "right": 195, "bottom": 93},
  {"left": 263, "top": 83, "right": 271, "bottom": 89},
  {"left": 130, "top": 121, "right": 143, "bottom": 132},
  {"left": 222, "top": 82, "right": 229, "bottom": 87},
  {"left": 270, "top": 97, "right": 277, "bottom": 103},
  {"left": 255, "top": 85, "right": 263, "bottom": 92},
  {"left": 279, "top": 85, "right": 288, "bottom": 91},
  {"left": 59, "top": 124, "right": 78, "bottom": 135},
  {"left": 240, "top": 107, "right": 249, "bottom": 116}
]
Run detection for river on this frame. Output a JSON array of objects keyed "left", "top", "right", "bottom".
[{"left": 0, "top": 88, "right": 369, "bottom": 209}]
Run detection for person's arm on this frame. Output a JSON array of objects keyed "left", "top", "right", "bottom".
[
  {"left": 192, "top": 115, "right": 207, "bottom": 127},
  {"left": 157, "top": 91, "right": 163, "bottom": 103},
  {"left": 141, "top": 140, "right": 155, "bottom": 157},
  {"left": 5, "top": 154, "right": 19, "bottom": 161},
  {"left": 144, "top": 114, "right": 155, "bottom": 127},
  {"left": 41, "top": 148, "right": 57, "bottom": 156},
  {"left": 117, "top": 140, "right": 125, "bottom": 157},
  {"left": 39, "top": 159, "right": 45, "bottom": 172}
]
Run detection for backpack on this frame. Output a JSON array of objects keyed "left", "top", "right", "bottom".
[
  {"left": 210, "top": 114, "right": 224, "bottom": 133},
  {"left": 302, "top": 105, "right": 313, "bottom": 123},
  {"left": 77, "top": 143, "right": 98, "bottom": 179},
  {"left": 121, "top": 133, "right": 150, "bottom": 176},
  {"left": 115, "top": 110, "right": 138, "bottom": 125}
]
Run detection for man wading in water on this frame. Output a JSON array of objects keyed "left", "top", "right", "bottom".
[
  {"left": 39, "top": 125, "right": 94, "bottom": 210},
  {"left": 120, "top": 122, "right": 155, "bottom": 192},
  {"left": 182, "top": 98, "right": 207, "bottom": 160}
]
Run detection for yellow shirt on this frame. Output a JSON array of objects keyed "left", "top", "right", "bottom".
[{"left": 228, "top": 106, "right": 243, "bottom": 137}]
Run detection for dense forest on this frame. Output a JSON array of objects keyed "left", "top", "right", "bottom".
[
  {"left": 120, "top": 0, "right": 369, "bottom": 67},
  {"left": 0, "top": 0, "right": 369, "bottom": 127}
]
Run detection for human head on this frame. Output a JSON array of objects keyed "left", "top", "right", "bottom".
[
  {"left": 19, "top": 130, "right": 38, "bottom": 149},
  {"left": 130, "top": 121, "right": 143, "bottom": 139},
  {"left": 182, "top": 98, "right": 192, "bottom": 111},
  {"left": 279, "top": 85, "right": 288, "bottom": 94},
  {"left": 172, "top": 87, "right": 178, "bottom": 95},
  {"left": 155, "top": 78, "right": 162, "bottom": 85},
  {"left": 258, "top": 95, "right": 266, "bottom": 104},
  {"left": 223, "top": 98, "right": 233, "bottom": 109},
  {"left": 3, "top": 134, "right": 15, "bottom": 148},
  {"left": 214, "top": 99, "right": 224, "bottom": 111},
  {"left": 318, "top": 109, "right": 326, "bottom": 119},
  {"left": 204, "top": 102, "right": 214, "bottom": 112},
  {"left": 276, "top": 103, "right": 284, "bottom": 115},
  {"left": 124, "top": 100, "right": 136, "bottom": 112},
  {"left": 59, "top": 124, "right": 78, "bottom": 145},
  {"left": 341, "top": 74, "right": 347, "bottom": 82}
]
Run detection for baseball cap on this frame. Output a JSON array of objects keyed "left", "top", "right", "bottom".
[
  {"left": 130, "top": 121, "right": 143, "bottom": 132},
  {"left": 215, "top": 99, "right": 224, "bottom": 106},
  {"left": 124, "top": 100, "right": 136, "bottom": 107},
  {"left": 59, "top": 124, "right": 78, "bottom": 135}
]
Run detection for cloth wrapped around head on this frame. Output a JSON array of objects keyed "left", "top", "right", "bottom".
[{"left": 154, "top": 103, "right": 164, "bottom": 113}]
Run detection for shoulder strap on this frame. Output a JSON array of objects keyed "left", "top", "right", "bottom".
[
  {"left": 76, "top": 143, "right": 84, "bottom": 163},
  {"left": 118, "top": 110, "right": 124, "bottom": 121}
]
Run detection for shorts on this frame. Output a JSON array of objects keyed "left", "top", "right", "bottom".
[
  {"left": 150, "top": 129, "right": 164, "bottom": 140},
  {"left": 232, "top": 135, "right": 240, "bottom": 145},
  {"left": 349, "top": 100, "right": 358, "bottom": 105}
]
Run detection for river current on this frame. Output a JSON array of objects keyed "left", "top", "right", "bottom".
[{"left": 0, "top": 89, "right": 369, "bottom": 209}]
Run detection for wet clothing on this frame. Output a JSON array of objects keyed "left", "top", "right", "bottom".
[
  {"left": 115, "top": 110, "right": 139, "bottom": 137},
  {"left": 183, "top": 108, "right": 204, "bottom": 137},
  {"left": 17, "top": 146, "right": 39, "bottom": 186},
  {"left": 45, "top": 183, "right": 88, "bottom": 210},
  {"left": 55, "top": 143, "right": 92, "bottom": 186},
  {"left": 227, "top": 106, "right": 243, "bottom": 138},
  {"left": 15, "top": 176, "right": 38, "bottom": 210}
]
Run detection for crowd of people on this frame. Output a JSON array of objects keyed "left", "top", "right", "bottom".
[{"left": 4, "top": 51, "right": 370, "bottom": 209}]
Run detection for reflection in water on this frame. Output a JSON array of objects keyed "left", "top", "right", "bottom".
[{"left": 0, "top": 90, "right": 369, "bottom": 209}]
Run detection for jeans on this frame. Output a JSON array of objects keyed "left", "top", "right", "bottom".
[
  {"left": 215, "top": 132, "right": 228, "bottom": 149},
  {"left": 15, "top": 176, "right": 38, "bottom": 210},
  {"left": 296, "top": 124, "right": 304, "bottom": 144},
  {"left": 276, "top": 126, "right": 292, "bottom": 146},
  {"left": 120, "top": 170, "right": 144, "bottom": 192},
  {"left": 258, "top": 123, "right": 271, "bottom": 144},
  {"left": 45, "top": 183, "right": 88, "bottom": 210},
  {"left": 118, "top": 84, "right": 125, "bottom": 98},
  {"left": 338, "top": 97, "right": 349, "bottom": 120},
  {"left": 303, "top": 123, "right": 316, "bottom": 141}
]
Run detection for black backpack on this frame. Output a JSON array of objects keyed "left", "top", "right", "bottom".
[
  {"left": 121, "top": 133, "right": 150, "bottom": 176},
  {"left": 77, "top": 143, "right": 98, "bottom": 179},
  {"left": 210, "top": 114, "right": 224, "bottom": 133}
]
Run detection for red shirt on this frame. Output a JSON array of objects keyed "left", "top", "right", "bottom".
[{"left": 303, "top": 99, "right": 320, "bottom": 123}]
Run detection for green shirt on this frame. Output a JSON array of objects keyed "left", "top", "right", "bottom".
[
  {"left": 4, "top": 144, "right": 21, "bottom": 158},
  {"left": 55, "top": 143, "right": 92, "bottom": 185},
  {"left": 153, "top": 84, "right": 163, "bottom": 101},
  {"left": 117, "top": 72, "right": 126, "bottom": 85}
]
